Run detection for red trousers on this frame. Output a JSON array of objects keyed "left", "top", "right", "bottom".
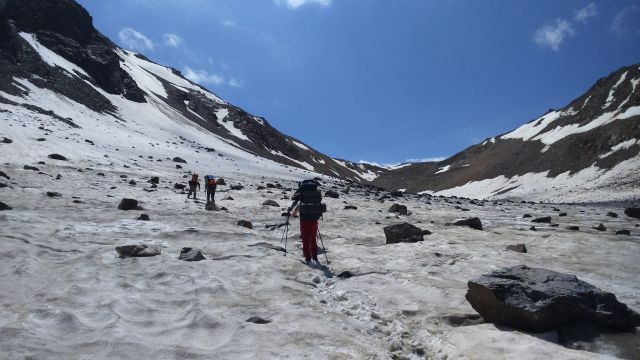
[{"left": 300, "top": 220, "right": 319, "bottom": 261}]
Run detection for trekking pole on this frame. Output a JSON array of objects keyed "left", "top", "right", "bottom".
[
  {"left": 317, "top": 230, "right": 330, "bottom": 264},
  {"left": 283, "top": 215, "right": 290, "bottom": 256}
]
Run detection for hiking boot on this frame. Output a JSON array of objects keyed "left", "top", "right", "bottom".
[{"left": 305, "top": 258, "right": 311, "bottom": 265}]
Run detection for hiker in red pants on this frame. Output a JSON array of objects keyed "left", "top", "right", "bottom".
[{"left": 288, "top": 180, "right": 326, "bottom": 265}]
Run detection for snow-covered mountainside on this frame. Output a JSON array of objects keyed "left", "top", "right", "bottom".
[
  {"left": 373, "top": 64, "right": 640, "bottom": 202},
  {"left": 0, "top": 0, "right": 380, "bottom": 183}
]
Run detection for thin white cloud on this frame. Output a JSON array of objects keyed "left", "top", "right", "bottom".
[
  {"left": 533, "top": 19, "right": 576, "bottom": 51},
  {"left": 274, "top": 0, "right": 331, "bottom": 9},
  {"left": 228, "top": 78, "right": 242, "bottom": 88},
  {"left": 223, "top": 20, "right": 236, "bottom": 27},
  {"left": 163, "top": 33, "right": 183, "bottom": 47},
  {"left": 574, "top": 3, "right": 597, "bottom": 23},
  {"left": 183, "top": 67, "right": 224, "bottom": 86},
  {"left": 118, "top": 28, "right": 154, "bottom": 51},
  {"left": 612, "top": 5, "right": 640, "bottom": 36}
]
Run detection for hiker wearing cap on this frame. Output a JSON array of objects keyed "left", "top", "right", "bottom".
[
  {"left": 288, "top": 179, "right": 326, "bottom": 264},
  {"left": 204, "top": 175, "right": 217, "bottom": 203},
  {"left": 187, "top": 173, "right": 201, "bottom": 199}
]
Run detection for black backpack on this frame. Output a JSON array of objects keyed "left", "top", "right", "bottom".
[{"left": 298, "top": 180, "right": 326, "bottom": 220}]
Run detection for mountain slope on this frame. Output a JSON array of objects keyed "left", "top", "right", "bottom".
[
  {"left": 0, "top": 0, "right": 381, "bottom": 182},
  {"left": 372, "top": 64, "right": 640, "bottom": 202}
]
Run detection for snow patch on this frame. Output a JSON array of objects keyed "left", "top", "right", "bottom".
[
  {"left": 216, "top": 108, "right": 250, "bottom": 142},
  {"left": 435, "top": 165, "right": 451, "bottom": 174},
  {"left": 604, "top": 71, "right": 628, "bottom": 109},
  {"left": 18, "top": 32, "right": 89, "bottom": 78},
  {"left": 599, "top": 139, "right": 638, "bottom": 159}
]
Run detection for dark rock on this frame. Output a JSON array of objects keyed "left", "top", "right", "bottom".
[
  {"left": 128, "top": 179, "right": 136, "bottom": 185},
  {"left": 344, "top": 205, "right": 358, "bottom": 210},
  {"left": 116, "top": 245, "right": 161, "bottom": 258},
  {"left": 174, "top": 183, "right": 186, "bottom": 190},
  {"left": 172, "top": 157, "right": 187, "bottom": 163},
  {"left": 532, "top": 216, "right": 552, "bottom": 223},
  {"left": 47, "top": 153, "right": 68, "bottom": 161},
  {"left": 262, "top": 200, "right": 280, "bottom": 207},
  {"left": 36, "top": 138, "right": 46, "bottom": 142},
  {"left": 23, "top": 165, "right": 39, "bottom": 171},
  {"left": 465, "top": 265, "right": 640, "bottom": 332},
  {"left": 2, "top": 137, "right": 12, "bottom": 143},
  {"left": 616, "top": 230, "right": 631, "bottom": 236},
  {"left": 325, "top": 190, "right": 339, "bottom": 198},
  {"left": 55, "top": 174, "right": 62, "bottom": 180},
  {"left": 624, "top": 208, "right": 640, "bottom": 219},
  {"left": 0, "top": 202, "right": 12, "bottom": 211},
  {"left": 606, "top": 212, "right": 619, "bottom": 218},
  {"left": 506, "top": 244, "right": 527, "bottom": 253},
  {"left": 388, "top": 204, "right": 408, "bottom": 215},
  {"left": 567, "top": 226, "right": 580, "bottom": 231},
  {"left": 383, "top": 223, "right": 430, "bottom": 244},
  {"left": 179, "top": 247, "right": 206, "bottom": 261},
  {"left": 46, "top": 191, "right": 62, "bottom": 197},
  {"left": 0, "top": 171, "right": 9, "bottom": 180},
  {"left": 246, "top": 316, "right": 271, "bottom": 324},
  {"left": 137, "top": 214, "right": 150, "bottom": 221},
  {"left": 175, "top": 164, "right": 182, "bottom": 169},
  {"left": 216, "top": 178, "right": 226, "bottom": 185},
  {"left": 224, "top": 196, "right": 234, "bottom": 200},
  {"left": 453, "top": 217, "right": 483, "bottom": 231},
  {"left": 558, "top": 212, "right": 568, "bottom": 217},
  {"left": 390, "top": 191, "right": 404, "bottom": 197},
  {"left": 237, "top": 220, "right": 253, "bottom": 229},
  {"left": 530, "top": 226, "right": 537, "bottom": 231},
  {"left": 119, "top": 175, "right": 128, "bottom": 178},
  {"left": 594, "top": 223, "right": 607, "bottom": 231},
  {"left": 337, "top": 271, "right": 354, "bottom": 279},
  {"left": 72, "top": 200, "right": 84, "bottom": 204},
  {"left": 97, "top": 172, "right": 105, "bottom": 176},
  {"left": 118, "top": 198, "right": 141, "bottom": 211},
  {"left": 230, "top": 185, "right": 244, "bottom": 190},
  {"left": 149, "top": 176, "right": 159, "bottom": 184}
]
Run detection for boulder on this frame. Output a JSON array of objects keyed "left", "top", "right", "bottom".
[
  {"left": 46, "top": 192, "right": 62, "bottom": 198},
  {"left": 388, "top": 204, "right": 408, "bottom": 215},
  {"left": 246, "top": 316, "right": 271, "bottom": 324},
  {"left": 128, "top": 179, "right": 136, "bottom": 185},
  {"left": 465, "top": 265, "right": 640, "bottom": 332},
  {"left": 179, "top": 247, "right": 206, "bottom": 261},
  {"left": 24, "top": 165, "right": 39, "bottom": 171},
  {"left": 594, "top": 223, "right": 607, "bottom": 231},
  {"left": 172, "top": 157, "right": 187, "bottom": 163},
  {"left": 624, "top": 207, "right": 640, "bottom": 219},
  {"left": 116, "top": 245, "right": 161, "bottom": 258},
  {"left": 262, "top": 200, "right": 280, "bottom": 207},
  {"left": 506, "top": 244, "right": 527, "bottom": 253},
  {"left": 216, "top": 178, "right": 226, "bottom": 185},
  {"left": 237, "top": 220, "right": 253, "bottom": 229},
  {"left": 47, "top": 153, "right": 68, "bottom": 161},
  {"left": 137, "top": 214, "right": 150, "bottom": 221},
  {"left": 616, "top": 230, "right": 631, "bottom": 236},
  {"left": 383, "top": 223, "right": 431, "bottom": 244},
  {"left": 174, "top": 183, "right": 186, "bottom": 190},
  {"left": 325, "top": 190, "right": 339, "bottom": 198},
  {"left": 344, "top": 205, "right": 358, "bottom": 210},
  {"left": 532, "top": 216, "right": 552, "bottom": 223},
  {"left": 453, "top": 217, "right": 483, "bottom": 231},
  {"left": 0, "top": 201, "right": 12, "bottom": 211},
  {"left": 606, "top": 212, "right": 619, "bottom": 218},
  {"left": 118, "top": 198, "right": 141, "bottom": 211},
  {"left": 522, "top": 214, "right": 532, "bottom": 218},
  {"left": 567, "top": 226, "right": 580, "bottom": 231},
  {"left": 1, "top": 137, "right": 12, "bottom": 143},
  {"left": 149, "top": 176, "right": 160, "bottom": 184},
  {"left": 0, "top": 171, "right": 9, "bottom": 180}
]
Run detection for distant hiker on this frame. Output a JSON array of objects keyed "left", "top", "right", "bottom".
[
  {"left": 288, "top": 179, "right": 326, "bottom": 264},
  {"left": 204, "top": 175, "right": 217, "bottom": 203},
  {"left": 187, "top": 173, "right": 200, "bottom": 199}
]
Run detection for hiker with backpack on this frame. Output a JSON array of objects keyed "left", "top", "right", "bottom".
[
  {"left": 287, "top": 179, "right": 326, "bottom": 265},
  {"left": 187, "top": 173, "right": 201, "bottom": 200},
  {"left": 204, "top": 175, "right": 217, "bottom": 203}
]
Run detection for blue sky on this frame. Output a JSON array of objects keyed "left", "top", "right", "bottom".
[{"left": 77, "top": 0, "right": 640, "bottom": 165}]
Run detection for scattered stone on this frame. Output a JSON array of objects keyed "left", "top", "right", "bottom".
[
  {"left": 116, "top": 245, "right": 161, "bottom": 258},
  {"left": 72, "top": 200, "right": 84, "bottom": 204},
  {"left": 453, "top": 217, "right": 483, "bottom": 231},
  {"left": 216, "top": 178, "right": 226, "bottom": 185},
  {"left": 174, "top": 183, "right": 186, "bottom": 190},
  {"left": 325, "top": 190, "right": 339, "bottom": 198},
  {"left": 175, "top": 164, "right": 182, "bottom": 169},
  {"left": 36, "top": 138, "right": 46, "bottom": 141},
  {"left": 48, "top": 153, "right": 68, "bottom": 161},
  {"left": 118, "top": 198, "right": 141, "bottom": 211},
  {"left": 23, "top": 165, "right": 39, "bottom": 171},
  {"left": 337, "top": 271, "right": 354, "bottom": 279},
  {"left": 388, "top": 204, "right": 408, "bottom": 215},
  {"left": 0, "top": 201, "right": 12, "bottom": 211},
  {"left": 46, "top": 192, "right": 62, "bottom": 198},
  {"left": 466, "top": 265, "right": 640, "bottom": 332},
  {"left": 344, "top": 205, "right": 358, "bottom": 210},
  {"left": 262, "top": 200, "right": 280, "bottom": 207},
  {"left": 128, "top": 180, "right": 136, "bottom": 185},
  {"left": 172, "top": 157, "right": 187, "bottom": 163},
  {"left": 55, "top": 174, "right": 62, "bottom": 180},
  {"left": 390, "top": 191, "right": 404, "bottom": 197},
  {"left": 558, "top": 212, "right": 568, "bottom": 217},
  {"left": 137, "top": 214, "right": 150, "bottom": 221},
  {"left": 97, "top": 172, "right": 105, "bottom": 176},
  {"left": 616, "top": 230, "right": 631, "bottom": 236},
  {"left": 606, "top": 212, "right": 619, "bottom": 218},
  {"left": 623, "top": 207, "right": 640, "bottom": 219},
  {"left": 179, "top": 247, "right": 206, "bottom": 261},
  {"left": 230, "top": 185, "right": 244, "bottom": 190},
  {"left": 149, "top": 176, "right": 160, "bottom": 184},
  {"left": 567, "top": 226, "right": 580, "bottom": 231},
  {"left": 246, "top": 316, "right": 271, "bottom": 324},
  {"left": 119, "top": 174, "right": 128, "bottom": 178},
  {"left": 506, "top": 244, "right": 527, "bottom": 253},
  {"left": 1, "top": 137, "right": 12, "bottom": 143},
  {"left": 530, "top": 226, "right": 537, "bottom": 231},
  {"left": 0, "top": 171, "right": 9, "bottom": 180},
  {"left": 237, "top": 220, "right": 253, "bottom": 229},
  {"left": 383, "top": 223, "right": 431, "bottom": 244},
  {"left": 594, "top": 223, "right": 607, "bottom": 231},
  {"left": 532, "top": 216, "right": 552, "bottom": 223}
]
